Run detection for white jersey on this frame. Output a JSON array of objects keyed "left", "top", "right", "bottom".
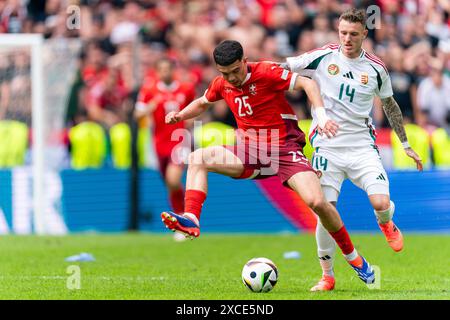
[{"left": 287, "top": 43, "right": 393, "bottom": 148}]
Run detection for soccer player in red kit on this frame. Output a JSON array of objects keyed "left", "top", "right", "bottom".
[
  {"left": 135, "top": 58, "right": 195, "bottom": 215},
  {"left": 162, "top": 40, "right": 375, "bottom": 285}
]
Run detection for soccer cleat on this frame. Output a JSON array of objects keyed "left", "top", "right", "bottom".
[
  {"left": 379, "top": 220, "right": 403, "bottom": 252},
  {"left": 161, "top": 211, "right": 200, "bottom": 238},
  {"left": 310, "top": 275, "right": 335, "bottom": 292},
  {"left": 348, "top": 255, "right": 375, "bottom": 284}
]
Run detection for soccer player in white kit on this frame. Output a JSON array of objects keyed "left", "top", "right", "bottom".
[{"left": 283, "top": 8, "right": 423, "bottom": 291}]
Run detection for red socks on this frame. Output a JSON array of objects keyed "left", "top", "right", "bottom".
[
  {"left": 169, "top": 189, "right": 184, "bottom": 214},
  {"left": 329, "top": 226, "right": 355, "bottom": 255},
  {"left": 185, "top": 189, "right": 207, "bottom": 220}
]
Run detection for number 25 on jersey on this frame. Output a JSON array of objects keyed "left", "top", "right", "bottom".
[{"left": 235, "top": 96, "right": 253, "bottom": 117}]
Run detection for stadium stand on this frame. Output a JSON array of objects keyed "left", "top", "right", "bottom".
[
  {"left": 0, "top": 120, "right": 28, "bottom": 168},
  {"left": 110, "top": 122, "right": 132, "bottom": 169},
  {"left": 68, "top": 121, "right": 107, "bottom": 169},
  {"left": 431, "top": 128, "right": 450, "bottom": 168}
]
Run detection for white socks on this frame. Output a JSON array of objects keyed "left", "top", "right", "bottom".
[
  {"left": 183, "top": 212, "right": 200, "bottom": 226},
  {"left": 374, "top": 201, "right": 395, "bottom": 224},
  {"left": 343, "top": 249, "right": 359, "bottom": 262},
  {"left": 316, "top": 219, "right": 336, "bottom": 277},
  {"left": 315, "top": 200, "right": 395, "bottom": 277},
  {"left": 316, "top": 219, "right": 359, "bottom": 277}
]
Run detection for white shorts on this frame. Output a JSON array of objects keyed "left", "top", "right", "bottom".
[{"left": 311, "top": 145, "right": 390, "bottom": 202}]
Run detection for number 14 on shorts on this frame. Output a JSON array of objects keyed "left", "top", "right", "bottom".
[{"left": 312, "top": 155, "right": 328, "bottom": 171}]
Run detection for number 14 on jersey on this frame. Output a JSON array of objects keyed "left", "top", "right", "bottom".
[{"left": 338, "top": 83, "right": 355, "bottom": 103}]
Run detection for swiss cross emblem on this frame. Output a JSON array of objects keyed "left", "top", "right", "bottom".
[{"left": 249, "top": 83, "right": 257, "bottom": 95}]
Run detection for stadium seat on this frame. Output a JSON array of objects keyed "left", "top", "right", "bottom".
[
  {"left": 391, "top": 124, "right": 430, "bottom": 170},
  {"left": 193, "top": 121, "right": 236, "bottom": 148},
  {"left": 110, "top": 122, "right": 132, "bottom": 169},
  {"left": 431, "top": 128, "right": 450, "bottom": 168},
  {"left": 0, "top": 120, "right": 29, "bottom": 168},
  {"left": 298, "top": 119, "right": 313, "bottom": 160},
  {"left": 137, "top": 126, "right": 150, "bottom": 167},
  {"left": 68, "top": 121, "right": 107, "bottom": 169},
  {"left": 110, "top": 123, "right": 151, "bottom": 169}
]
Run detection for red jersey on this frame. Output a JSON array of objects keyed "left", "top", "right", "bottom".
[
  {"left": 137, "top": 80, "right": 195, "bottom": 156},
  {"left": 86, "top": 80, "right": 129, "bottom": 111},
  {"left": 203, "top": 62, "right": 305, "bottom": 145},
  {"left": 84, "top": 68, "right": 129, "bottom": 111},
  {"left": 82, "top": 66, "right": 109, "bottom": 87}
]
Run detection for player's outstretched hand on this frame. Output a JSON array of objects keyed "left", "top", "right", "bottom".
[
  {"left": 405, "top": 147, "right": 423, "bottom": 171},
  {"left": 166, "top": 111, "right": 182, "bottom": 124},
  {"left": 134, "top": 108, "right": 147, "bottom": 120},
  {"left": 318, "top": 120, "right": 339, "bottom": 138}
]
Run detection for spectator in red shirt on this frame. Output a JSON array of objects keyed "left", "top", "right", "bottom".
[{"left": 85, "top": 63, "right": 130, "bottom": 129}]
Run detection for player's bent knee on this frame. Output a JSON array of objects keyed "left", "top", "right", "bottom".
[
  {"left": 166, "top": 179, "right": 182, "bottom": 191},
  {"left": 305, "top": 196, "right": 328, "bottom": 213},
  {"left": 371, "top": 195, "right": 391, "bottom": 211},
  {"left": 188, "top": 149, "right": 206, "bottom": 167}
]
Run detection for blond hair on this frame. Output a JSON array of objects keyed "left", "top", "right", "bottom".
[{"left": 339, "top": 8, "right": 367, "bottom": 26}]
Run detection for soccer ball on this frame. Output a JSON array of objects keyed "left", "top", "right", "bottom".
[{"left": 241, "top": 257, "right": 278, "bottom": 293}]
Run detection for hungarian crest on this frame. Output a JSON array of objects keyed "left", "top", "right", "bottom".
[
  {"left": 361, "top": 72, "right": 369, "bottom": 85},
  {"left": 327, "top": 64, "right": 339, "bottom": 75}
]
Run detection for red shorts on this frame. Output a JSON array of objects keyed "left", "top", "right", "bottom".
[
  {"left": 157, "top": 145, "right": 189, "bottom": 179},
  {"left": 224, "top": 141, "right": 316, "bottom": 186},
  {"left": 157, "top": 154, "right": 181, "bottom": 178}
]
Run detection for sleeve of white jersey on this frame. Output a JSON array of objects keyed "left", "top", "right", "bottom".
[
  {"left": 378, "top": 68, "right": 394, "bottom": 99},
  {"left": 286, "top": 45, "right": 333, "bottom": 75},
  {"left": 286, "top": 53, "right": 310, "bottom": 72}
]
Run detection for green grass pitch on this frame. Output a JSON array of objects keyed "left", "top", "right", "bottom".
[{"left": 0, "top": 233, "right": 448, "bottom": 299}]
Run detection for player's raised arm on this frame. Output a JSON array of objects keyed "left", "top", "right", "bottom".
[
  {"left": 166, "top": 96, "right": 211, "bottom": 124},
  {"left": 293, "top": 75, "right": 339, "bottom": 138},
  {"left": 381, "top": 96, "right": 423, "bottom": 171}
]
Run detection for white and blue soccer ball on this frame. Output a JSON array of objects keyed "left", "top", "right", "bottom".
[{"left": 241, "top": 257, "right": 278, "bottom": 293}]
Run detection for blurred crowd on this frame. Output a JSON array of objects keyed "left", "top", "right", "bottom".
[{"left": 0, "top": 0, "right": 450, "bottom": 135}]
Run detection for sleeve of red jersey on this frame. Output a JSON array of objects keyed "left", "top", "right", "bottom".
[
  {"left": 202, "top": 77, "right": 224, "bottom": 103},
  {"left": 185, "top": 84, "right": 196, "bottom": 105},
  {"left": 135, "top": 86, "right": 153, "bottom": 112},
  {"left": 264, "top": 63, "right": 299, "bottom": 92},
  {"left": 178, "top": 84, "right": 197, "bottom": 111}
]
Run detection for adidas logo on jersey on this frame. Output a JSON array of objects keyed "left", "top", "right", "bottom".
[
  {"left": 343, "top": 71, "right": 354, "bottom": 79},
  {"left": 376, "top": 173, "right": 386, "bottom": 181}
]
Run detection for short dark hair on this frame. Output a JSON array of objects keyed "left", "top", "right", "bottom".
[
  {"left": 213, "top": 40, "right": 243, "bottom": 66},
  {"left": 339, "top": 8, "right": 367, "bottom": 26},
  {"left": 156, "top": 57, "right": 175, "bottom": 68}
]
